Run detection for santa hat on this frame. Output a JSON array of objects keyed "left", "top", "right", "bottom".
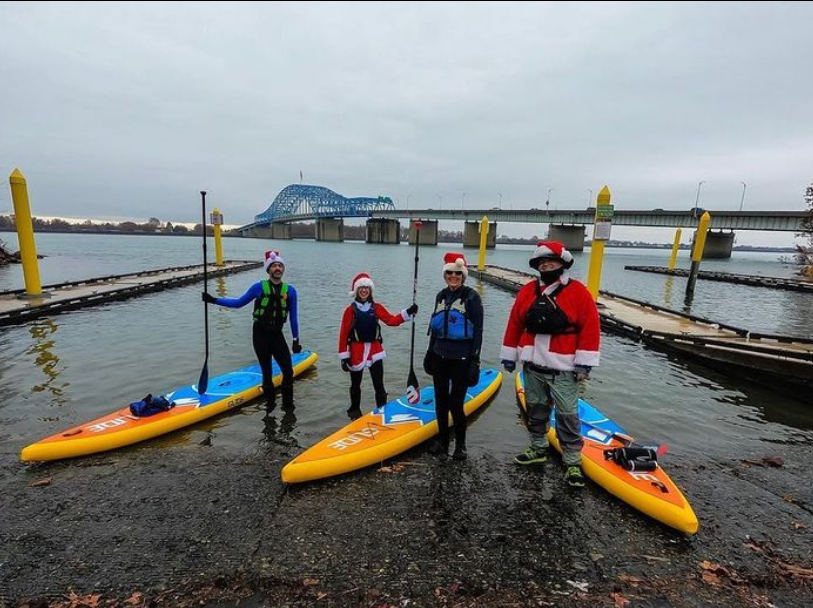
[
  {"left": 442, "top": 252, "right": 469, "bottom": 280},
  {"left": 528, "top": 240, "right": 574, "bottom": 270},
  {"left": 349, "top": 272, "right": 375, "bottom": 297},
  {"left": 263, "top": 250, "right": 286, "bottom": 272}
]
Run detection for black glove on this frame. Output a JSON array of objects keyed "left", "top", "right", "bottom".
[
  {"left": 291, "top": 339, "right": 302, "bottom": 354},
  {"left": 406, "top": 303, "right": 419, "bottom": 316},
  {"left": 467, "top": 358, "right": 481, "bottom": 387},
  {"left": 201, "top": 292, "right": 217, "bottom": 304},
  {"left": 501, "top": 359, "right": 516, "bottom": 373},
  {"left": 341, "top": 360, "right": 351, "bottom": 373}
]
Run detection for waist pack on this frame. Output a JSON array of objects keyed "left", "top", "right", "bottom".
[
  {"left": 603, "top": 446, "right": 659, "bottom": 472},
  {"left": 129, "top": 394, "right": 175, "bottom": 418},
  {"left": 524, "top": 282, "right": 574, "bottom": 335}
]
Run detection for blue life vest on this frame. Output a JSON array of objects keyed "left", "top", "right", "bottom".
[
  {"left": 129, "top": 394, "right": 175, "bottom": 418},
  {"left": 349, "top": 303, "right": 382, "bottom": 343},
  {"left": 429, "top": 288, "right": 474, "bottom": 341}
]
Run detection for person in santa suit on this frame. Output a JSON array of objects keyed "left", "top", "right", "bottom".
[
  {"left": 338, "top": 272, "right": 419, "bottom": 419},
  {"left": 499, "top": 241, "right": 600, "bottom": 487}
]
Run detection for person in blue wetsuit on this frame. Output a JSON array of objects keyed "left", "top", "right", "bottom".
[
  {"left": 423, "top": 252, "right": 483, "bottom": 461},
  {"left": 202, "top": 250, "right": 302, "bottom": 408}
]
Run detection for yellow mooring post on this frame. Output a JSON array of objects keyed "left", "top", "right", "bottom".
[
  {"left": 586, "top": 186, "right": 613, "bottom": 301},
  {"left": 668, "top": 227, "right": 682, "bottom": 270},
  {"left": 686, "top": 211, "right": 711, "bottom": 297},
  {"left": 477, "top": 215, "right": 489, "bottom": 270},
  {"left": 9, "top": 169, "right": 43, "bottom": 297},
  {"left": 211, "top": 207, "right": 224, "bottom": 266}
]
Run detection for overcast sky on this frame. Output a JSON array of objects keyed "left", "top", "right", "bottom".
[{"left": 1, "top": 1, "right": 811, "bottom": 245}]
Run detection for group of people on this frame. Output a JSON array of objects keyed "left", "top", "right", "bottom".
[{"left": 202, "top": 239, "right": 600, "bottom": 487}]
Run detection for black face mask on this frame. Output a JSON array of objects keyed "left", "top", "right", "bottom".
[{"left": 538, "top": 267, "right": 564, "bottom": 285}]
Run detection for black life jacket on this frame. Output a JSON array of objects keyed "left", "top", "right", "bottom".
[
  {"left": 524, "top": 281, "right": 575, "bottom": 335},
  {"left": 348, "top": 302, "right": 382, "bottom": 343},
  {"left": 253, "top": 281, "right": 289, "bottom": 329}
]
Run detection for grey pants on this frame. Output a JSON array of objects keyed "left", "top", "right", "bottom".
[{"left": 524, "top": 366, "right": 583, "bottom": 466}]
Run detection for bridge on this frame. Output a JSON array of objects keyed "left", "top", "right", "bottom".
[{"left": 238, "top": 185, "right": 808, "bottom": 258}]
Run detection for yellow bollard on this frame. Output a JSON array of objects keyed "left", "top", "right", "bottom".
[
  {"left": 686, "top": 211, "right": 712, "bottom": 296},
  {"left": 586, "top": 186, "right": 612, "bottom": 301},
  {"left": 668, "top": 228, "right": 682, "bottom": 270},
  {"left": 9, "top": 169, "right": 43, "bottom": 297},
  {"left": 211, "top": 207, "right": 224, "bottom": 266},
  {"left": 477, "top": 215, "right": 489, "bottom": 271}
]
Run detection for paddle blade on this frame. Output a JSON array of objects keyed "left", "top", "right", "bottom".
[
  {"left": 656, "top": 443, "right": 668, "bottom": 456},
  {"left": 406, "top": 369, "right": 420, "bottom": 404},
  {"left": 198, "top": 360, "right": 209, "bottom": 396}
]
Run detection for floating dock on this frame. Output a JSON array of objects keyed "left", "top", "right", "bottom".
[
  {"left": 469, "top": 264, "right": 813, "bottom": 392},
  {"left": 625, "top": 265, "right": 813, "bottom": 294},
  {"left": 0, "top": 261, "right": 262, "bottom": 327}
]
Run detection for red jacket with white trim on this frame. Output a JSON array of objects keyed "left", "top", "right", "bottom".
[
  {"left": 338, "top": 301, "right": 410, "bottom": 371},
  {"left": 500, "top": 277, "right": 600, "bottom": 371}
]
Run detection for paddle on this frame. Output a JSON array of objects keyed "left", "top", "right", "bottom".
[
  {"left": 406, "top": 221, "right": 422, "bottom": 404},
  {"left": 197, "top": 190, "right": 210, "bottom": 396}
]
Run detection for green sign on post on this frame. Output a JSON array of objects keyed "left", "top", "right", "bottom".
[{"left": 595, "top": 205, "right": 615, "bottom": 220}]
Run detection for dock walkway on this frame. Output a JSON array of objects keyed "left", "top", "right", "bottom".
[
  {"left": 469, "top": 264, "right": 813, "bottom": 391},
  {"left": 625, "top": 265, "right": 813, "bottom": 294},
  {"left": 0, "top": 260, "right": 261, "bottom": 327}
]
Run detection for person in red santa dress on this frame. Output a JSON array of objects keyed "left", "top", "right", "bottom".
[
  {"left": 338, "top": 272, "right": 419, "bottom": 419},
  {"left": 500, "top": 241, "right": 600, "bottom": 488}
]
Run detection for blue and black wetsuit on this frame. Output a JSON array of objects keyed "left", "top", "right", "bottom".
[
  {"left": 426, "top": 285, "right": 484, "bottom": 455},
  {"left": 215, "top": 280, "right": 299, "bottom": 406}
]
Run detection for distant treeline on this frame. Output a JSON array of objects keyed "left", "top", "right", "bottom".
[{"left": 0, "top": 215, "right": 216, "bottom": 236}]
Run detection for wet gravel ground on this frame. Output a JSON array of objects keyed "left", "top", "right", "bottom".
[{"left": 2, "top": 408, "right": 813, "bottom": 608}]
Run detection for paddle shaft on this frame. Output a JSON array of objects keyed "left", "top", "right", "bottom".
[
  {"left": 409, "top": 223, "right": 421, "bottom": 370},
  {"left": 199, "top": 191, "right": 209, "bottom": 394}
]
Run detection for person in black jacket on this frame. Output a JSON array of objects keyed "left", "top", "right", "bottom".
[{"left": 424, "top": 252, "right": 484, "bottom": 461}]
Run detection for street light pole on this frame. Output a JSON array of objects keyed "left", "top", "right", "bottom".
[
  {"left": 694, "top": 181, "right": 706, "bottom": 217},
  {"left": 498, "top": 193, "right": 503, "bottom": 209},
  {"left": 546, "top": 188, "right": 554, "bottom": 211},
  {"left": 739, "top": 181, "right": 747, "bottom": 211},
  {"left": 462, "top": 191, "right": 467, "bottom": 210},
  {"left": 587, "top": 188, "right": 594, "bottom": 206},
  {"left": 437, "top": 194, "right": 442, "bottom": 210}
]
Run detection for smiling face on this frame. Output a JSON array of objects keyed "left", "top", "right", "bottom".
[
  {"left": 535, "top": 258, "right": 564, "bottom": 272},
  {"left": 444, "top": 270, "right": 464, "bottom": 289},
  {"left": 267, "top": 261, "right": 285, "bottom": 281},
  {"left": 356, "top": 285, "right": 371, "bottom": 301}
]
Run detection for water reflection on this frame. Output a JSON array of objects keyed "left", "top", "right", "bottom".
[
  {"left": 214, "top": 277, "right": 233, "bottom": 332},
  {"left": 262, "top": 404, "right": 298, "bottom": 442},
  {"left": 26, "top": 319, "right": 69, "bottom": 405}
]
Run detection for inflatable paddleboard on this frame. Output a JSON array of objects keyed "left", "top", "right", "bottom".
[
  {"left": 282, "top": 368, "right": 503, "bottom": 484},
  {"left": 515, "top": 372, "right": 698, "bottom": 535},
  {"left": 20, "top": 351, "right": 318, "bottom": 462}
]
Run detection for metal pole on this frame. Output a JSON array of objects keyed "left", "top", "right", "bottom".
[
  {"left": 8, "top": 169, "right": 43, "bottom": 297},
  {"left": 686, "top": 211, "right": 711, "bottom": 297},
  {"left": 694, "top": 181, "right": 705, "bottom": 216},
  {"left": 739, "top": 181, "right": 747, "bottom": 211},
  {"left": 587, "top": 188, "right": 594, "bottom": 206}
]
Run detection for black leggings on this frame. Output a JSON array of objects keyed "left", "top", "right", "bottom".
[
  {"left": 349, "top": 359, "right": 387, "bottom": 410},
  {"left": 252, "top": 324, "right": 294, "bottom": 406},
  {"left": 432, "top": 357, "right": 469, "bottom": 449}
]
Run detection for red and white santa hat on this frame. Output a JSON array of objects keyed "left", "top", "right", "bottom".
[
  {"left": 349, "top": 272, "right": 375, "bottom": 297},
  {"left": 442, "top": 251, "right": 468, "bottom": 280},
  {"left": 528, "top": 240, "right": 574, "bottom": 269},
  {"left": 263, "top": 250, "right": 286, "bottom": 272}
]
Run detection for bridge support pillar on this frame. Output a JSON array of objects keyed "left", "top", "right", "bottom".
[
  {"left": 698, "top": 230, "right": 734, "bottom": 259},
  {"left": 463, "top": 221, "right": 496, "bottom": 249},
  {"left": 409, "top": 220, "right": 438, "bottom": 245},
  {"left": 316, "top": 218, "right": 344, "bottom": 242},
  {"left": 548, "top": 224, "right": 586, "bottom": 251},
  {"left": 366, "top": 219, "right": 401, "bottom": 244},
  {"left": 270, "top": 223, "right": 292, "bottom": 240},
  {"left": 242, "top": 226, "right": 272, "bottom": 238}
]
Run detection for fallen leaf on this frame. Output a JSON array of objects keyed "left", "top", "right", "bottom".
[
  {"left": 29, "top": 476, "right": 52, "bottom": 487},
  {"left": 302, "top": 577, "right": 320, "bottom": 587},
  {"left": 642, "top": 554, "right": 670, "bottom": 563},
  {"left": 316, "top": 591, "right": 329, "bottom": 601},
  {"left": 762, "top": 456, "right": 783, "bottom": 468},
  {"left": 702, "top": 571, "right": 722, "bottom": 586},
  {"left": 611, "top": 592, "right": 630, "bottom": 608},
  {"left": 783, "top": 494, "right": 796, "bottom": 503},
  {"left": 792, "top": 521, "right": 807, "bottom": 530},
  {"left": 124, "top": 592, "right": 143, "bottom": 605},
  {"left": 617, "top": 574, "right": 644, "bottom": 587},
  {"left": 783, "top": 564, "right": 813, "bottom": 580},
  {"left": 566, "top": 580, "right": 589, "bottom": 592}
]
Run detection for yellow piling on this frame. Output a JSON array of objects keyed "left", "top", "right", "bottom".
[
  {"left": 8, "top": 169, "right": 43, "bottom": 296},
  {"left": 586, "top": 186, "right": 612, "bottom": 301},
  {"left": 477, "top": 215, "right": 489, "bottom": 270},
  {"left": 686, "top": 211, "right": 712, "bottom": 296},
  {"left": 668, "top": 228, "right": 682, "bottom": 270},
  {"left": 211, "top": 207, "right": 224, "bottom": 266}
]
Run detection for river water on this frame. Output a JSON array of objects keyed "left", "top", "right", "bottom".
[{"left": 1, "top": 232, "right": 811, "bottom": 466}]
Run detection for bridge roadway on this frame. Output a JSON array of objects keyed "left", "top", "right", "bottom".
[{"left": 370, "top": 208, "right": 806, "bottom": 232}]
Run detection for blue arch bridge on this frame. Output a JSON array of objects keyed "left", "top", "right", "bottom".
[{"left": 237, "top": 184, "right": 807, "bottom": 258}]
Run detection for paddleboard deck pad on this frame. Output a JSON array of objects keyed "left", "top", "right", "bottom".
[
  {"left": 20, "top": 351, "right": 318, "bottom": 462},
  {"left": 282, "top": 368, "right": 503, "bottom": 484},
  {"left": 515, "top": 372, "right": 698, "bottom": 535}
]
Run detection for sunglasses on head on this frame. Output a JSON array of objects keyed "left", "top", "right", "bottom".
[{"left": 444, "top": 270, "right": 464, "bottom": 276}]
